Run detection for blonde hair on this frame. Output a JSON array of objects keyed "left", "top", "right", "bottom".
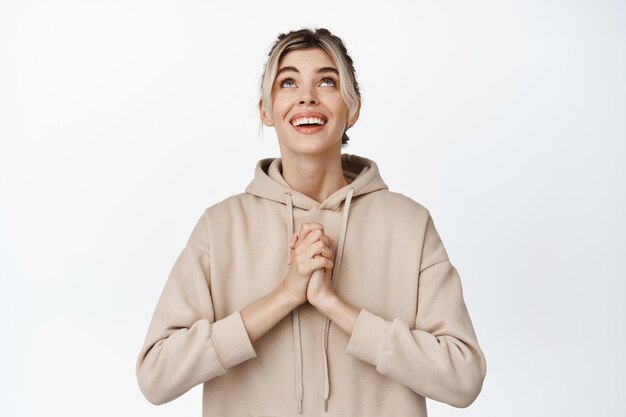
[{"left": 259, "top": 27, "right": 361, "bottom": 147}]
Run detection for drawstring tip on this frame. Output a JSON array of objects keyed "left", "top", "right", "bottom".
[
  {"left": 297, "top": 398, "right": 302, "bottom": 414},
  {"left": 324, "top": 399, "right": 328, "bottom": 412}
]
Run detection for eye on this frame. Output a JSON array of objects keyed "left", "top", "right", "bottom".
[
  {"left": 320, "top": 76, "right": 337, "bottom": 87},
  {"left": 279, "top": 77, "right": 296, "bottom": 88}
]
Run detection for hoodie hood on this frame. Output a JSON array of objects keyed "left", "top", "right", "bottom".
[
  {"left": 245, "top": 153, "right": 388, "bottom": 413},
  {"left": 245, "top": 153, "right": 388, "bottom": 211}
]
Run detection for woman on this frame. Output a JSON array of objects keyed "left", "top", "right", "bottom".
[{"left": 136, "top": 28, "right": 487, "bottom": 417}]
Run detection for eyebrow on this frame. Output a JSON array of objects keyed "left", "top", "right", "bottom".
[{"left": 276, "top": 66, "right": 339, "bottom": 77}]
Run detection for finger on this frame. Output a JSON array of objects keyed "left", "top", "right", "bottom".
[
  {"left": 315, "top": 254, "right": 335, "bottom": 269},
  {"left": 314, "top": 235, "right": 333, "bottom": 259},
  {"left": 319, "top": 234, "right": 332, "bottom": 248},
  {"left": 288, "top": 233, "right": 299, "bottom": 265},
  {"left": 310, "top": 255, "right": 334, "bottom": 271},
  {"left": 296, "top": 229, "right": 324, "bottom": 256},
  {"left": 314, "top": 233, "right": 332, "bottom": 258},
  {"left": 302, "top": 240, "right": 331, "bottom": 261},
  {"left": 297, "top": 230, "right": 332, "bottom": 261},
  {"left": 297, "top": 222, "right": 324, "bottom": 242}
]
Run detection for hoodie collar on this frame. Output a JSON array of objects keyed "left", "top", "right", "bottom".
[{"left": 245, "top": 153, "right": 388, "bottom": 210}]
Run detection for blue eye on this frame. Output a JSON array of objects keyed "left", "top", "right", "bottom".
[
  {"left": 277, "top": 76, "right": 337, "bottom": 88},
  {"left": 320, "top": 77, "right": 337, "bottom": 87},
  {"left": 279, "top": 78, "right": 296, "bottom": 88}
]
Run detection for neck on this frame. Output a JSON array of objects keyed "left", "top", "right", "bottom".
[{"left": 279, "top": 149, "right": 350, "bottom": 205}]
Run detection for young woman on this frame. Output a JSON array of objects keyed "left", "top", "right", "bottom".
[{"left": 136, "top": 28, "right": 487, "bottom": 417}]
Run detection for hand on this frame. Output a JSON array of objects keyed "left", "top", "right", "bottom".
[
  {"left": 281, "top": 222, "right": 334, "bottom": 306},
  {"left": 305, "top": 233, "right": 335, "bottom": 307},
  {"left": 306, "top": 262, "right": 335, "bottom": 309}
]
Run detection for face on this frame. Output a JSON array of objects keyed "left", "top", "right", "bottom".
[{"left": 260, "top": 47, "right": 360, "bottom": 157}]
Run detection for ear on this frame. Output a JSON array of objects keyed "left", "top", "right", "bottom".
[
  {"left": 347, "top": 99, "right": 361, "bottom": 127},
  {"left": 259, "top": 99, "right": 274, "bottom": 127}
]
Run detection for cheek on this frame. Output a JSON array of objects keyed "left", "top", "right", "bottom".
[
  {"left": 271, "top": 95, "right": 292, "bottom": 116},
  {"left": 330, "top": 100, "right": 349, "bottom": 123}
]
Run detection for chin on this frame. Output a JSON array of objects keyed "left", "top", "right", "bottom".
[{"left": 281, "top": 137, "right": 340, "bottom": 156}]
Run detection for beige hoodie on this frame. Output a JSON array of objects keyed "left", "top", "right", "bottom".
[{"left": 136, "top": 153, "right": 487, "bottom": 417}]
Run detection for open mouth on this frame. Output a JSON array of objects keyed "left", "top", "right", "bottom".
[
  {"left": 290, "top": 116, "right": 327, "bottom": 127},
  {"left": 290, "top": 113, "right": 327, "bottom": 127},
  {"left": 289, "top": 113, "right": 328, "bottom": 134}
]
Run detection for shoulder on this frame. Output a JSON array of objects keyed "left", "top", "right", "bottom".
[
  {"left": 203, "top": 193, "right": 256, "bottom": 215},
  {"left": 367, "top": 189, "right": 432, "bottom": 222},
  {"left": 200, "top": 193, "right": 264, "bottom": 229}
]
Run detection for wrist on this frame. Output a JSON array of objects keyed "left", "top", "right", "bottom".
[
  {"left": 278, "top": 281, "right": 305, "bottom": 309},
  {"left": 311, "top": 290, "right": 338, "bottom": 315}
]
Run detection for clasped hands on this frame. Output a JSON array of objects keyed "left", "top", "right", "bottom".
[{"left": 283, "top": 222, "right": 337, "bottom": 311}]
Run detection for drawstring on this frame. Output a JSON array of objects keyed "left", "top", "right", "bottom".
[
  {"left": 285, "top": 187, "right": 355, "bottom": 414},
  {"left": 285, "top": 193, "right": 303, "bottom": 414},
  {"left": 322, "top": 186, "right": 354, "bottom": 412}
]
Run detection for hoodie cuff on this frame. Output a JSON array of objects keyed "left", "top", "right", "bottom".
[
  {"left": 345, "top": 309, "right": 391, "bottom": 368},
  {"left": 211, "top": 310, "right": 258, "bottom": 369}
]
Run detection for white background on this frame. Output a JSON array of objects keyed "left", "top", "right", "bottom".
[{"left": 1, "top": 0, "right": 625, "bottom": 416}]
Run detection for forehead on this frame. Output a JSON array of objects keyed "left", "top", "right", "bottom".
[{"left": 277, "top": 47, "right": 336, "bottom": 70}]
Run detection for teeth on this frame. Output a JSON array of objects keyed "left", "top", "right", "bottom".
[{"left": 291, "top": 117, "right": 326, "bottom": 126}]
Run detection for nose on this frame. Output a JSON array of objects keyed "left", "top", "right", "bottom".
[
  {"left": 299, "top": 97, "right": 318, "bottom": 104},
  {"left": 299, "top": 85, "right": 319, "bottom": 105}
]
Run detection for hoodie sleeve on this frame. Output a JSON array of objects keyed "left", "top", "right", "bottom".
[
  {"left": 345, "top": 214, "right": 487, "bottom": 408},
  {"left": 136, "top": 210, "right": 257, "bottom": 405}
]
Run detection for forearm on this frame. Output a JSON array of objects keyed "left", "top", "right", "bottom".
[
  {"left": 343, "top": 261, "right": 487, "bottom": 408},
  {"left": 312, "top": 293, "right": 360, "bottom": 337},
  {"left": 240, "top": 282, "right": 302, "bottom": 343}
]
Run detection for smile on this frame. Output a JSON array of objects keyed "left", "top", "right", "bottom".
[
  {"left": 289, "top": 111, "right": 328, "bottom": 126},
  {"left": 289, "top": 112, "right": 328, "bottom": 135},
  {"left": 291, "top": 122, "right": 325, "bottom": 134},
  {"left": 291, "top": 116, "right": 326, "bottom": 127}
]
